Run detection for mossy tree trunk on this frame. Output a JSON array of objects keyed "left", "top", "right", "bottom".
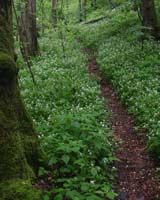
[
  {"left": 0, "top": 0, "right": 41, "bottom": 199},
  {"left": 140, "top": 0, "right": 160, "bottom": 39}
]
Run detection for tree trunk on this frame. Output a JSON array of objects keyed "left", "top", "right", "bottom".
[
  {"left": 52, "top": 0, "right": 58, "bottom": 27},
  {"left": 91, "top": 0, "right": 97, "bottom": 10},
  {"left": 19, "top": 0, "right": 38, "bottom": 57},
  {"left": 29, "top": 0, "right": 38, "bottom": 55},
  {"left": 0, "top": 0, "right": 41, "bottom": 199},
  {"left": 82, "top": 0, "right": 87, "bottom": 21},
  {"left": 41, "top": 0, "right": 45, "bottom": 34},
  {"left": 107, "top": 0, "right": 116, "bottom": 9},
  {"left": 140, "top": 0, "right": 160, "bottom": 39},
  {"left": 79, "top": 0, "right": 83, "bottom": 22}
]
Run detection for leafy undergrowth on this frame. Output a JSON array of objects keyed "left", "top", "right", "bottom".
[
  {"left": 98, "top": 37, "right": 160, "bottom": 159},
  {"left": 77, "top": 2, "right": 160, "bottom": 160},
  {"left": 75, "top": 3, "right": 138, "bottom": 49},
  {"left": 19, "top": 28, "right": 116, "bottom": 200}
]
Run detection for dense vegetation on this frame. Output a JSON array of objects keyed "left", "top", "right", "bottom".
[
  {"left": 77, "top": 2, "right": 160, "bottom": 159},
  {"left": 19, "top": 28, "right": 116, "bottom": 200},
  {"left": 1, "top": 0, "right": 160, "bottom": 199},
  {"left": 19, "top": 0, "right": 160, "bottom": 199}
]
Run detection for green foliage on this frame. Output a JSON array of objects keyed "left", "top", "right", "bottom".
[
  {"left": 75, "top": 2, "right": 139, "bottom": 48},
  {"left": 77, "top": 1, "right": 160, "bottom": 160},
  {"left": 14, "top": 0, "right": 160, "bottom": 198},
  {"left": 20, "top": 28, "right": 116, "bottom": 199},
  {"left": 96, "top": 24, "right": 160, "bottom": 158},
  {"left": 97, "top": 37, "right": 160, "bottom": 159}
]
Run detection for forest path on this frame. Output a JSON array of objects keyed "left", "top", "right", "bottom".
[{"left": 86, "top": 49, "right": 160, "bottom": 200}]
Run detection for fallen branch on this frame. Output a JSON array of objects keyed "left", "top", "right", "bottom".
[{"left": 84, "top": 15, "right": 111, "bottom": 24}]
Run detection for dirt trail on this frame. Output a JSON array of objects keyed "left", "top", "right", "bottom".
[{"left": 87, "top": 51, "right": 160, "bottom": 200}]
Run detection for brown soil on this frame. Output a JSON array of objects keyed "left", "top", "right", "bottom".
[{"left": 87, "top": 50, "right": 160, "bottom": 200}]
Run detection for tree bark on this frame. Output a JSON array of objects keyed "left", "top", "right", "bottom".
[
  {"left": 41, "top": 0, "right": 45, "bottom": 34},
  {"left": 91, "top": 0, "right": 97, "bottom": 10},
  {"left": 140, "top": 0, "right": 160, "bottom": 39},
  {"left": 82, "top": 0, "right": 87, "bottom": 21},
  {"left": 19, "top": 0, "right": 38, "bottom": 57},
  {"left": 79, "top": 0, "right": 83, "bottom": 22},
  {"left": 52, "top": 0, "right": 58, "bottom": 26},
  {"left": 0, "top": 0, "right": 41, "bottom": 199},
  {"left": 107, "top": 0, "right": 116, "bottom": 9}
]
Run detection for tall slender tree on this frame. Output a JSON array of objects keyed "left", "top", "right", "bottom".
[
  {"left": 0, "top": 0, "right": 41, "bottom": 199},
  {"left": 40, "top": 0, "right": 45, "bottom": 34},
  {"left": 19, "top": 0, "right": 38, "bottom": 57},
  {"left": 107, "top": 0, "right": 116, "bottom": 9},
  {"left": 91, "top": 0, "right": 97, "bottom": 10},
  {"left": 140, "top": 0, "right": 160, "bottom": 39},
  {"left": 82, "top": 0, "right": 87, "bottom": 21},
  {"left": 52, "top": 0, "right": 58, "bottom": 26},
  {"left": 79, "top": 0, "right": 83, "bottom": 22}
]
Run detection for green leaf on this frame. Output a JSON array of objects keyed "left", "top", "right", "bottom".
[
  {"left": 86, "top": 194, "right": 102, "bottom": 200},
  {"left": 62, "top": 155, "right": 70, "bottom": 164},
  {"left": 72, "top": 121, "right": 80, "bottom": 129},
  {"left": 91, "top": 168, "right": 97, "bottom": 176},
  {"left": 48, "top": 156, "right": 57, "bottom": 165},
  {"left": 54, "top": 194, "right": 63, "bottom": 200},
  {"left": 107, "top": 191, "right": 117, "bottom": 200},
  {"left": 66, "top": 190, "right": 81, "bottom": 199},
  {"left": 38, "top": 167, "right": 48, "bottom": 176},
  {"left": 81, "top": 185, "right": 89, "bottom": 192},
  {"left": 43, "top": 195, "right": 49, "bottom": 200}
]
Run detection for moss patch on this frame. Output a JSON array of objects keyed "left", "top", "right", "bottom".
[
  {"left": 0, "top": 180, "right": 41, "bottom": 200},
  {"left": 0, "top": 52, "right": 18, "bottom": 79}
]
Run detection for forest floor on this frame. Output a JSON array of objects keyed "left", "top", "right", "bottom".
[{"left": 86, "top": 49, "right": 160, "bottom": 200}]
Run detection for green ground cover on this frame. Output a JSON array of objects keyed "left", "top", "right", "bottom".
[
  {"left": 19, "top": 28, "right": 116, "bottom": 200},
  {"left": 77, "top": 2, "right": 160, "bottom": 160}
]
